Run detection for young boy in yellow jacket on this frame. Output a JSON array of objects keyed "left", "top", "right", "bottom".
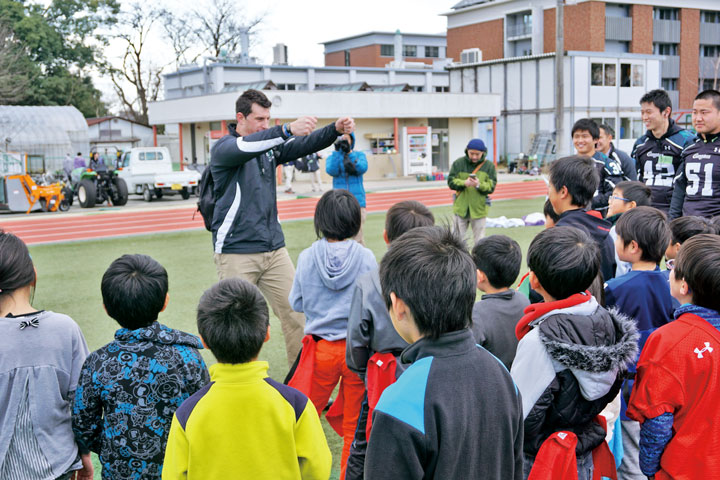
[{"left": 162, "top": 278, "right": 331, "bottom": 480}]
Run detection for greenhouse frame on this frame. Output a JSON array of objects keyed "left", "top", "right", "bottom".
[{"left": 0, "top": 106, "right": 90, "bottom": 175}]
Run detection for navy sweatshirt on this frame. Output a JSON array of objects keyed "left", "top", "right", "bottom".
[{"left": 365, "top": 329, "right": 524, "bottom": 480}]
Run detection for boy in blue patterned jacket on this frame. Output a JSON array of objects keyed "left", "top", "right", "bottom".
[{"left": 72, "top": 255, "right": 210, "bottom": 479}]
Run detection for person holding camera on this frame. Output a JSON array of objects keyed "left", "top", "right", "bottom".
[
  {"left": 326, "top": 133, "right": 368, "bottom": 244},
  {"left": 448, "top": 139, "right": 497, "bottom": 245}
]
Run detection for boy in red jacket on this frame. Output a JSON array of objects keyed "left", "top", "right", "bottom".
[{"left": 627, "top": 234, "right": 720, "bottom": 479}]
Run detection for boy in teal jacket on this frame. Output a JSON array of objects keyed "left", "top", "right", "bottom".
[{"left": 448, "top": 138, "right": 497, "bottom": 244}]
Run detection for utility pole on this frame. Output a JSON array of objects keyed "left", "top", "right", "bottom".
[{"left": 555, "top": 0, "right": 565, "bottom": 156}]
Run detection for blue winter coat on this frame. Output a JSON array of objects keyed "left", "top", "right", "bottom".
[{"left": 325, "top": 133, "right": 368, "bottom": 207}]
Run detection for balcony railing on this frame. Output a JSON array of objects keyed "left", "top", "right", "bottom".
[
  {"left": 606, "top": 17, "right": 632, "bottom": 41},
  {"left": 700, "top": 57, "right": 720, "bottom": 80},
  {"left": 667, "top": 90, "right": 679, "bottom": 109},
  {"left": 661, "top": 55, "right": 680, "bottom": 78},
  {"left": 700, "top": 23, "right": 720, "bottom": 45},
  {"left": 506, "top": 23, "right": 532, "bottom": 38},
  {"left": 653, "top": 19, "right": 681, "bottom": 43}
]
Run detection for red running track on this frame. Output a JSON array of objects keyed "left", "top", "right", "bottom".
[{"left": 3, "top": 180, "right": 547, "bottom": 245}]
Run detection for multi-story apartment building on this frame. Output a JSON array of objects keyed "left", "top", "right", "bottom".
[
  {"left": 322, "top": 31, "right": 448, "bottom": 69},
  {"left": 445, "top": 0, "right": 720, "bottom": 110}
]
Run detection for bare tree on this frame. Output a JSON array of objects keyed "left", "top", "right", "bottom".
[
  {"left": 192, "top": 0, "right": 264, "bottom": 59},
  {"left": 0, "top": 22, "right": 31, "bottom": 104},
  {"left": 160, "top": 10, "right": 199, "bottom": 69},
  {"left": 108, "top": 4, "right": 166, "bottom": 124}
]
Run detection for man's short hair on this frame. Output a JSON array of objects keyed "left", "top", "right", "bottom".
[
  {"left": 101, "top": 254, "right": 168, "bottom": 330},
  {"left": 599, "top": 123, "right": 615, "bottom": 138},
  {"left": 385, "top": 201, "right": 435, "bottom": 243},
  {"left": 694, "top": 89, "right": 720, "bottom": 111},
  {"left": 236, "top": 89, "right": 272, "bottom": 116},
  {"left": 571, "top": 118, "right": 600, "bottom": 140},
  {"left": 543, "top": 199, "right": 560, "bottom": 224},
  {"left": 640, "top": 89, "right": 673, "bottom": 114},
  {"left": 314, "top": 189, "right": 361, "bottom": 240},
  {"left": 549, "top": 155, "right": 599, "bottom": 207},
  {"left": 380, "top": 226, "right": 475, "bottom": 339},
  {"left": 614, "top": 181, "right": 651, "bottom": 207},
  {"left": 673, "top": 234, "right": 720, "bottom": 312},
  {"left": 669, "top": 216, "right": 718, "bottom": 245},
  {"left": 472, "top": 235, "right": 522, "bottom": 289},
  {"left": 615, "top": 207, "right": 670, "bottom": 264},
  {"left": 527, "top": 226, "right": 600, "bottom": 300},
  {"left": 197, "top": 278, "right": 269, "bottom": 364}
]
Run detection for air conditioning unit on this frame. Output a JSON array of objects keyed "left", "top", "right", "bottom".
[{"left": 460, "top": 48, "right": 482, "bottom": 64}]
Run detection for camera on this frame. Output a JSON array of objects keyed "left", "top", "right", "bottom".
[{"left": 335, "top": 139, "right": 351, "bottom": 153}]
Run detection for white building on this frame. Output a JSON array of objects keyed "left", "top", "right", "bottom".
[
  {"left": 87, "top": 116, "right": 155, "bottom": 155},
  {"left": 448, "top": 50, "right": 663, "bottom": 161}
]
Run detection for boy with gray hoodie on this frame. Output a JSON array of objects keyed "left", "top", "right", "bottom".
[{"left": 288, "top": 189, "right": 377, "bottom": 479}]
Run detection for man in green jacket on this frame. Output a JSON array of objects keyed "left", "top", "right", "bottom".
[{"left": 448, "top": 139, "right": 497, "bottom": 245}]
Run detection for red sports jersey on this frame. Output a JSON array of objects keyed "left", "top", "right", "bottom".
[{"left": 627, "top": 313, "right": 720, "bottom": 479}]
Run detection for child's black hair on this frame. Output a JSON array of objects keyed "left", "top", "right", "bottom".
[
  {"left": 380, "top": 226, "right": 475, "bottom": 339},
  {"left": 197, "top": 278, "right": 269, "bottom": 364},
  {"left": 549, "top": 155, "right": 599, "bottom": 207},
  {"left": 385, "top": 200, "right": 435, "bottom": 243},
  {"left": 571, "top": 118, "right": 600, "bottom": 139},
  {"left": 471, "top": 235, "right": 522, "bottom": 289},
  {"left": 543, "top": 199, "right": 560, "bottom": 224},
  {"left": 314, "top": 189, "right": 361, "bottom": 241},
  {"left": 674, "top": 234, "right": 720, "bottom": 312},
  {"left": 0, "top": 230, "right": 35, "bottom": 297},
  {"left": 527, "top": 226, "right": 600, "bottom": 300},
  {"left": 669, "top": 216, "right": 717, "bottom": 245},
  {"left": 615, "top": 207, "right": 670, "bottom": 264},
  {"left": 614, "top": 181, "right": 651, "bottom": 206},
  {"left": 640, "top": 89, "right": 673, "bottom": 114},
  {"left": 101, "top": 254, "right": 169, "bottom": 330}
]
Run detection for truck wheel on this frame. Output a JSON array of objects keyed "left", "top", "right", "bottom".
[
  {"left": 78, "top": 180, "right": 96, "bottom": 208},
  {"left": 180, "top": 187, "right": 190, "bottom": 200},
  {"left": 154, "top": 188, "right": 163, "bottom": 199},
  {"left": 143, "top": 186, "right": 153, "bottom": 202},
  {"left": 111, "top": 178, "right": 129, "bottom": 206}
]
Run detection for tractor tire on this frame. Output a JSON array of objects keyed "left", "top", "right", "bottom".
[
  {"left": 62, "top": 186, "right": 73, "bottom": 206},
  {"left": 78, "top": 180, "right": 96, "bottom": 208},
  {"left": 111, "top": 178, "right": 129, "bottom": 206},
  {"left": 154, "top": 188, "right": 164, "bottom": 199},
  {"left": 143, "top": 186, "right": 153, "bottom": 202},
  {"left": 180, "top": 187, "right": 190, "bottom": 200},
  {"left": 58, "top": 198, "right": 71, "bottom": 212}
]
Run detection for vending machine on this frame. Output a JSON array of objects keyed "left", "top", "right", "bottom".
[{"left": 402, "top": 126, "right": 432, "bottom": 176}]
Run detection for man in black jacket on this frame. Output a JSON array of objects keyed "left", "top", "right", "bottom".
[{"left": 210, "top": 89, "right": 354, "bottom": 365}]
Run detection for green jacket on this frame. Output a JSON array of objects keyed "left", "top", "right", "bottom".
[{"left": 448, "top": 155, "right": 497, "bottom": 219}]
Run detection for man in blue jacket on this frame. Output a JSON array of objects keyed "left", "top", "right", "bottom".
[
  {"left": 210, "top": 89, "right": 354, "bottom": 365},
  {"left": 326, "top": 132, "right": 368, "bottom": 244}
]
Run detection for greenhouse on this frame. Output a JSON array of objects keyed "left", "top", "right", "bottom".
[{"left": 0, "top": 106, "right": 90, "bottom": 175}]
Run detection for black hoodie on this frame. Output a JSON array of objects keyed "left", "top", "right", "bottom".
[{"left": 556, "top": 209, "right": 616, "bottom": 281}]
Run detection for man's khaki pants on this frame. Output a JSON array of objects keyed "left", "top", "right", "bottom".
[
  {"left": 453, "top": 214, "right": 487, "bottom": 246},
  {"left": 214, "top": 247, "right": 304, "bottom": 366}
]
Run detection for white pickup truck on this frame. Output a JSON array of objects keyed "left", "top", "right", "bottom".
[{"left": 118, "top": 147, "right": 200, "bottom": 201}]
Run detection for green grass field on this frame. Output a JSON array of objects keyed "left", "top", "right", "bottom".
[{"left": 28, "top": 196, "right": 544, "bottom": 479}]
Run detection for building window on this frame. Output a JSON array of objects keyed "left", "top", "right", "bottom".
[
  {"left": 403, "top": 45, "right": 417, "bottom": 57},
  {"left": 591, "top": 117, "right": 617, "bottom": 134},
  {"left": 591, "top": 63, "right": 616, "bottom": 86},
  {"left": 654, "top": 8, "right": 679, "bottom": 20},
  {"left": 703, "top": 11, "right": 720, "bottom": 23},
  {"left": 209, "top": 121, "right": 221, "bottom": 130},
  {"left": 702, "top": 45, "right": 719, "bottom": 57},
  {"left": 661, "top": 78, "right": 678, "bottom": 91},
  {"left": 344, "top": 50, "right": 350, "bottom": 66},
  {"left": 620, "top": 63, "right": 644, "bottom": 87},
  {"left": 620, "top": 118, "right": 644, "bottom": 139},
  {"left": 654, "top": 43, "right": 678, "bottom": 56},
  {"left": 605, "top": 3, "right": 630, "bottom": 17},
  {"left": 380, "top": 44, "right": 394, "bottom": 56},
  {"left": 425, "top": 46, "right": 439, "bottom": 58},
  {"left": 276, "top": 84, "right": 296, "bottom": 91},
  {"left": 703, "top": 79, "right": 718, "bottom": 90},
  {"left": 434, "top": 86, "right": 449, "bottom": 92}
]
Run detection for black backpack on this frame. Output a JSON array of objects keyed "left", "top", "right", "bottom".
[{"left": 195, "top": 167, "right": 215, "bottom": 231}]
